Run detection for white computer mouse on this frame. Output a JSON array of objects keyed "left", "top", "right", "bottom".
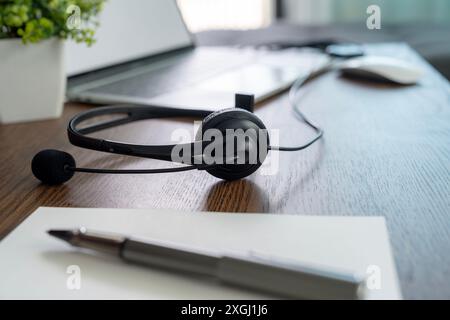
[{"left": 339, "top": 56, "right": 424, "bottom": 85}]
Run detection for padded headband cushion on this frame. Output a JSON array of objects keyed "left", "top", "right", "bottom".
[{"left": 196, "top": 108, "right": 269, "bottom": 180}]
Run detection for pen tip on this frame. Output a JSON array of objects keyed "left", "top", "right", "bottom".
[{"left": 47, "top": 230, "right": 74, "bottom": 242}]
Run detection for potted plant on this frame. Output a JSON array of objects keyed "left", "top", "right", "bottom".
[{"left": 0, "top": 0, "right": 105, "bottom": 123}]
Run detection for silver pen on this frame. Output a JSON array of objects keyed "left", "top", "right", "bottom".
[{"left": 48, "top": 228, "right": 365, "bottom": 299}]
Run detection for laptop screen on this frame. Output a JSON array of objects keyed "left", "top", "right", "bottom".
[{"left": 66, "top": 0, "right": 192, "bottom": 76}]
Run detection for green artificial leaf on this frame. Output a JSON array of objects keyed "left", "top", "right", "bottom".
[{"left": 0, "top": 0, "right": 106, "bottom": 45}]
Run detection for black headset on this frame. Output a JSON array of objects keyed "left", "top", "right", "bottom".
[
  {"left": 32, "top": 83, "right": 323, "bottom": 185},
  {"left": 32, "top": 43, "right": 369, "bottom": 185}
]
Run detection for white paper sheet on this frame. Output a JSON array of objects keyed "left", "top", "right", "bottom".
[{"left": 0, "top": 207, "right": 401, "bottom": 299}]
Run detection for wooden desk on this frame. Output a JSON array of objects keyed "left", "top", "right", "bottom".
[{"left": 0, "top": 44, "right": 449, "bottom": 299}]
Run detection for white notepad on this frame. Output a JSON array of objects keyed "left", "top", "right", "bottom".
[{"left": 0, "top": 207, "right": 401, "bottom": 299}]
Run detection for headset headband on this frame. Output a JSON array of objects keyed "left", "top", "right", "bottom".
[{"left": 68, "top": 105, "right": 212, "bottom": 164}]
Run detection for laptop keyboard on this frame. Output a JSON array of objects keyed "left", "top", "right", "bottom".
[{"left": 82, "top": 49, "right": 252, "bottom": 99}]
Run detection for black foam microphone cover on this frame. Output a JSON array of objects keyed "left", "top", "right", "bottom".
[{"left": 31, "top": 149, "right": 76, "bottom": 185}]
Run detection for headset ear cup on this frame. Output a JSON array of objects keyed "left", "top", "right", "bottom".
[{"left": 197, "top": 108, "right": 269, "bottom": 181}]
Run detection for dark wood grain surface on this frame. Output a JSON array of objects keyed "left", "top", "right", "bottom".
[{"left": 0, "top": 44, "right": 449, "bottom": 299}]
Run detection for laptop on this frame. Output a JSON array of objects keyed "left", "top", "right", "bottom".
[{"left": 67, "top": 0, "right": 327, "bottom": 111}]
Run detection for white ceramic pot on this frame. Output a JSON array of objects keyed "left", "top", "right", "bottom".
[{"left": 0, "top": 38, "right": 66, "bottom": 124}]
